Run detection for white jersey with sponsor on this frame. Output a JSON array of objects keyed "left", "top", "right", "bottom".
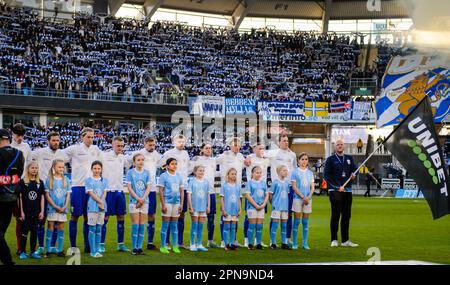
[
  {"left": 266, "top": 147, "right": 297, "bottom": 182},
  {"left": 216, "top": 150, "right": 245, "bottom": 185},
  {"left": 63, "top": 143, "right": 102, "bottom": 187},
  {"left": 30, "top": 147, "right": 68, "bottom": 182},
  {"left": 129, "top": 149, "right": 161, "bottom": 192},
  {"left": 101, "top": 150, "right": 126, "bottom": 191},
  {"left": 160, "top": 148, "right": 190, "bottom": 185},
  {"left": 246, "top": 154, "right": 270, "bottom": 183},
  {"left": 190, "top": 156, "right": 217, "bottom": 190}
]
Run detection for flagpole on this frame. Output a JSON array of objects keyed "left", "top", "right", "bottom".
[{"left": 341, "top": 140, "right": 384, "bottom": 188}]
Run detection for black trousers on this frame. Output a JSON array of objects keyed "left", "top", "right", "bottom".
[
  {"left": 329, "top": 191, "right": 353, "bottom": 242},
  {"left": 20, "top": 215, "right": 39, "bottom": 254},
  {"left": 364, "top": 183, "right": 371, "bottom": 197},
  {"left": 0, "top": 201, "right": 15, "bottom": 265}
]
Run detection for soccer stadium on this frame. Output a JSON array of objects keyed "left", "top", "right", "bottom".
[{"left": 0, "top": 0, "right": 449, "bottom": 267}]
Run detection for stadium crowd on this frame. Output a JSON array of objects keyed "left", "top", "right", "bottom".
[{"left": 0, "top": 6, "right": 367, "bottom": 103}]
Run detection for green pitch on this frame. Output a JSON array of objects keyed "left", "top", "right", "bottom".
[{"left": 6, "top": 196, "right": 450, "bottom": 265}]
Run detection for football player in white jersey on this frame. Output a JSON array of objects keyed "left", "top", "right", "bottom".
[
  {"left": 189, "top": 143, "right": 218, "bottom": 248},
  {"left": 63, "top": 127, "right": 102, "bottom": 255},
  {"left": 244, "top": 143, "right": 270, "bottom": 247},
  {"left": 130, "top": 137, "right": 161, "bottom": 250},
  {"left": 10, "top": 123, "right": 32, "bottom": 255},
  {"left": 99, "top": 136, "right": 130, "bottom": 253},
  {"left": 159, "top": 134, "right": 190, "bottom": 249},
  {"left": 30, "top": 131, "right": 68, "bottom": 255},
  {"left": 264, "top": 134, "right": 297, "bottom": 247},
  {"left": 216, "top": 137, "right": 250, "bottom": 248}
]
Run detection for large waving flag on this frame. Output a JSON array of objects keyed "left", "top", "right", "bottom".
[
  {"left": 384, "top": 97, "right": 450, "bottom": 219},
  {"left": 375, "top": 54, "right": 450, "bottom": 128}
]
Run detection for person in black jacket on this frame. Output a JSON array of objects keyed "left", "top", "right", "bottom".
[{"left": 0, "top": 128, "right": 25, "bottom": 265}]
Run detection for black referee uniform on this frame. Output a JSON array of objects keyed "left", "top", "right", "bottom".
[{"left": 323, "top": 153, "right": 357, "bottom": 243}]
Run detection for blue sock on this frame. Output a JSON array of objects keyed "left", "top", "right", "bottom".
[
  {"left": 293, "top": 218, "right": 301, "bottom": 247},
  {"left": 57, "top": 230, "right": 64, "bottom": 253},
  {"left": 83, "top": 220, "right": 89, "bottom": 249},
  {"left": 302, "top": 218, "right": 309, "bottom": 247},
  {"left": 223, "top": 224, "right": 230, "bottom": 245},
  {"left": 220, "top": 216, "right": 224, "bottom": 241},
  {"left": 281, "top": 221, "right": 287, "bottom": 244},
  {"left": 166, "top": 224, "right": 170, "bottom": 244},
  {"left": 230, "top": 223, "right": 237, "bottom": 245},
  {"left": 96, "top": 225, "right": 102, "bottom": 253},
  {"left": 88, "top": 225, "right": 96, "bottom": 254},
  {"left": 270, "top": 220, "right": 279, "bottom": 245},
  {"left": 207, "top": 215, "right": 215, "bottom": 241},
  {"left": 69, "top": 220, "right": 77, "bottom": 247},
  {"left": 177, "top": 217, "right": 184, "bottom": 245},
  {"left": 117, "top": 220, "right": 125, "bottom": 245},
  {"left": 51, "top": 227, "right": 57, "bottom": 247},
  {"left": 256, "top": 224, "right": 263, "bottom": 245},
  {"left": 170, "top": 221, "right": 178, "bottom": 247},
  {"left": 247, "top": 223, "right": 256, "bottom": 245},
  {"left": 131, "top": 224, "right": 139, "bottom": 250},
  {"left": 244, "top": 216, "right": 249, "bottom": 239},
  {"left": 197, "top": 222, "right": 204, "bottom": 246},
  {"left": 190, "top": 221, "right": 198, "bottom": 246},
  {"left": 37, "top": 221, "right": 45, "bottom": 247},
  {"left": 286, "top": 213, "right": 293, "bottom": 239},
  {"left": 137, "top": 224, "right": 145, "bottom": 249},
  {"left": 45, "top": 229, "right": 53, "bottom": 253},
  {"left": 101, "top": 219, "right": 108, "bottom": 244},
  {"left": 160, "top": 221, "right": 169, "bottom": 247},
  {"left": 147, "top": 220, "right": 155, "bottom": 244}
]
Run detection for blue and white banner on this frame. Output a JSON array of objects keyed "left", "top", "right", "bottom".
[
  {"left": 225, "top": 98, "right": 256, "bottom": 115},
  {"left": 395, "top": 189, "right": 424, "bottom": 199},
  {"left": 351, "top": 101, "right": 373, "bottom": 121},
  {"left": 375, "top": 54, "right": 450, "bottom": 128},
  {"left": 258, "top": 101, "right": 305, "bottom": 121},
  {"left": 189, "top": 96, "right": 225, "bottom": 118}
]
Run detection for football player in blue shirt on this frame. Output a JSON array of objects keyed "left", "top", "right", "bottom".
[
  {"left": 187, "top": 165, "right": 211, "bottom": 252},
  {"left": 44, "top": 159, "right": 71, "bottom": 257},
  {"left": 291, "top": 153, "right": 315, "bottom": 250},
  {"left": 269, "top": 165, "right": 291, "bottom": 250},
  {"left": 220, "top": 168, "right": 241, "bottom": 251},
  {"left": 244, "top": 166, "right": 269, "bottom": 250},
  {"left": 86, "top": 161, "right": 109, "bottom": 258},
  {"left": 158, "top": 158, "right": 185, "bottom": 254},
  {"left": 126, "top": 154, "right": 152, "bottom": 255}
]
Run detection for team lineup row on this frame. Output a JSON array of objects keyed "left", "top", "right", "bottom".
[{"left": 8, "top": 123, "right": 356, "bottom": 260}]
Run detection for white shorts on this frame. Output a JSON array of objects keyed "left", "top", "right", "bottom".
[
  {"left": 192, "top": 211, "right": 207, "bottom": 218},
  {"left": 47, "top": 213, "right": 67, "bottom": 222},
  {"left": 161, "top": 204, "right": 180, "bottom": 218},
  {"left": 222, "top": 215, "right": 238, "bottom": 222},
  {"left": 87, "top": 212, "right": 105, "bottom": 226},
  {"left": 129, "top": 203, "right": 149, "bottom": 214},
  {"left": 247, "top": 209, "right": 265, "bottom": 219},
  {"left": 271, "top": 210, "right": 289, "bottom": 220},
  {"left": 292, "top": 199, "right": 312, "bottom": 214}
]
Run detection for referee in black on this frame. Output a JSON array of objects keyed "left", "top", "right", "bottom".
[
  {"left": 324, "top": 139, "right": 359, "bottom": 248},
  {"left": 0, "top": 128, "right": 25, "bottom": 265}
]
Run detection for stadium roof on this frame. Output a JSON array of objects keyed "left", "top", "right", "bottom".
[{"left": 121, "top": 0, "right": 411, "bottom": 20}]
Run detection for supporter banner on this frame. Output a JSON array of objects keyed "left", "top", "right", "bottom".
[
  {"left": 351, "top": 101, "right": 373, "bottom": 121},
  {"left": 225, "top": 98, "right": 256, "bottom": 115},
  {"left": 189, "top": 96, "right": 225, "bottom": 118},
  {"left": 257, "top": 101, "right": 305, "bottom": 121},
  {"left": 330, "top": 101, "right": 352, "bottom": 113},
  {"left": 304, "top": 101, "right": 328, "bottom": 118},
  {"left": 375, "top": 54, "right": 450, "bottom": 128}
]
